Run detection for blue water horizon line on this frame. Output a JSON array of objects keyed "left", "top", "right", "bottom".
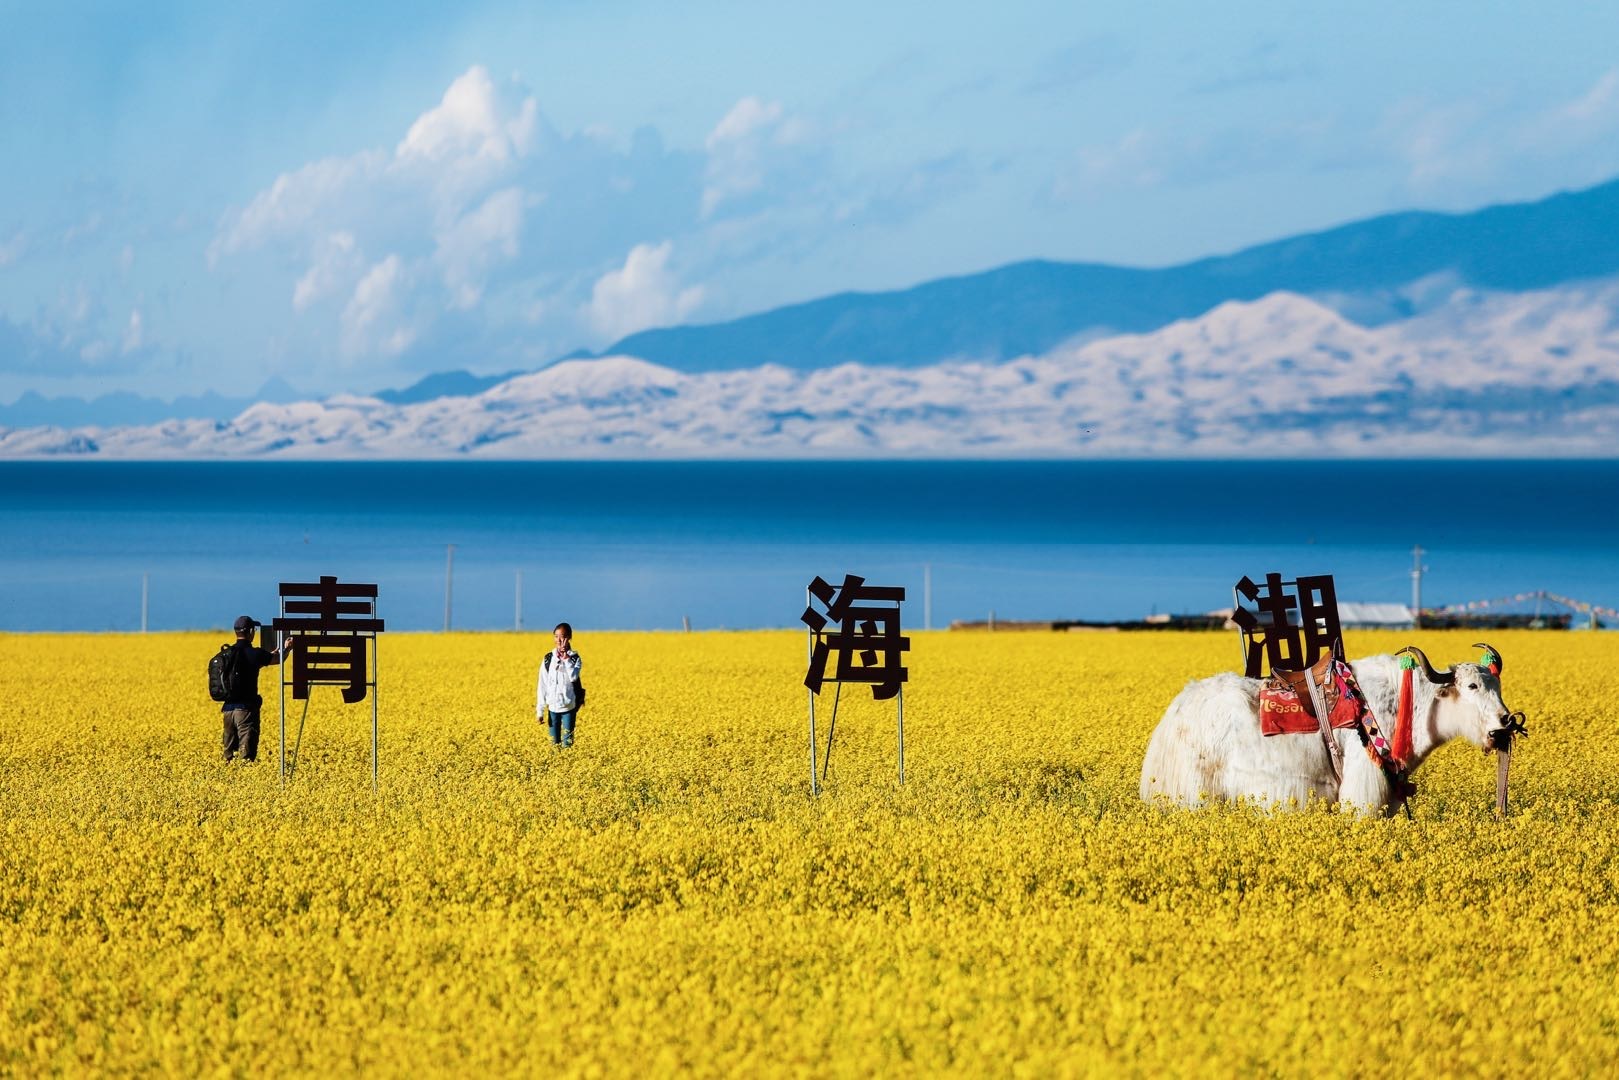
[{"left": 3, "top": 458, "right": 1615, "bottom": 632}]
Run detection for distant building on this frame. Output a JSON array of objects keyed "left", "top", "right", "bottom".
[
  {"left": 1203, "top": 603, "right": 1415, "bottom": 631},
  {"left": 1336, "top": 603, "right": 1415, "bottom": 629}
]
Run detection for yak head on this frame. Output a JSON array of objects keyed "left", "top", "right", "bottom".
[{"left": 1402, "top": 642, "right": 1524, "bottom": 752}]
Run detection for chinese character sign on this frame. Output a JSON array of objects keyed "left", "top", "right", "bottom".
[
  {"left": 271, "top": 576, "right": 384, "bottom": 703},
  {"left": 1231, "top": 572, "right": 1341, "bottom": 678},
  {"left": 801, "top": 574, "right": 909, "bottom": 700}
]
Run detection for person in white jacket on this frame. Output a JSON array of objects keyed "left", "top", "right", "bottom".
[{"left": 536, "top": 622, "right": 583, "bottom": 747}]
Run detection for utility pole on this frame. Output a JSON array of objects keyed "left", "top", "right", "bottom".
[
  {"left": 515, "top": 569, "right": 523, "bottom": 631},
  {"left": 444, "top": 544, "right": 456, "bottom": 632},
  {"left": 1410, "top": 545, "right": 1424, "bottom": 628},
  {"left": 923, "top": 563, "right": 932, "bottom": 631},
  {"left": 141, "top": 574, "right": 148, "bottom": 633}
]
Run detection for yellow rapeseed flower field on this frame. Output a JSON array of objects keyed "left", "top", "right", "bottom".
[{"left": 3, "top": 629, "right": 1616, "bottom": 1075}]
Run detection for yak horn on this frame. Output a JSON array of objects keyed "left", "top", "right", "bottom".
[
  {"left": 1473, "top": 642, "right": 1503, "bottom": 675},
  {"left": 1398, "top": 645, "right": 1455, "bottom": 685}
]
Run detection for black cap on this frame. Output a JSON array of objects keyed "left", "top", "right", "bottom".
[{"left": 233, "top": 615, "right": 260, "bottom": 632}]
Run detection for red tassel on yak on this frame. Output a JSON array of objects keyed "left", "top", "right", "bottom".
[{"left": 1394, "top": 653, "right": 1416, "bottom": 766}]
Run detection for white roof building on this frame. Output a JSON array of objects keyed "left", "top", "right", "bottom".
[{"left": 1336, "top": 603, "right": 1415, "bottom": 628}]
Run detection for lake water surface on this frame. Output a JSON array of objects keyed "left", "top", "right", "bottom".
[{"left": 1, "top": 460, "right": 1614, "bottom": 631}]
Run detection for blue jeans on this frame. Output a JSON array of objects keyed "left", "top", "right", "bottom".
[{"left": 547, "top": 709, "right": 576, "bottom": 746}]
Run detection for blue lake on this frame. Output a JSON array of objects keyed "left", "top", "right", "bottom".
[{"left": 0, "top": 460, "right": 1615, "bottom": 631}]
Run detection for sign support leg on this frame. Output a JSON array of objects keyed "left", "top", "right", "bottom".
[
  {"left": 278, "top": 600, "right": 287, "bottom": 786},
  {"left": 897, "top": 686, "right": 905, "bottom": 785},
  {"left": 806, "top": 584, "right": 819, "bottom": 797},
  {"left": 820, "top": 682, "right": 843, "bottom": 784},
  {"left": 807, "top": 689, "right": 819, "bottom": 797},
  {"left": 371, "top": 635, "right": 379, "bottom": 794}
]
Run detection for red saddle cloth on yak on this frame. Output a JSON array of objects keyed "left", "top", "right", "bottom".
[{"left": 1259, "top": 653, "right": 1368, "bottom": 737}]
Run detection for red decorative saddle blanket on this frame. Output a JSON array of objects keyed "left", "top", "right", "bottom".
[{"left": 1259, "top": 655, "right": 1367, "bottom": 737}]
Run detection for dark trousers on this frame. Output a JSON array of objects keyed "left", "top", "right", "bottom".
[{"left": 223, "top": 706, "right": 261, "bottom": 762}]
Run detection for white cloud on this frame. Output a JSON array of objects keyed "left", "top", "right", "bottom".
[
  {"left": 211, "top": 152, "right": 384, "bottom": 263},
  {"left": 706, "top": 97, "right": 783, "bottom": 151},
  {"left": 397, "top": 65, "right": 538, "bottom": 166},
  {"left": 211, "top": 65, "right": 560, "bottom": 369},
  {"left": 202, "top": 67, "right": 938, "bottom": 382},
  {"left": 434, "top": 187, "right": 527, "bottom": 309},
  {"left": 213, "top": 66, "right": 540, "bottom": 267},
  {"left": 121, "top": 309, "right": 144, "bottom": 353},
  {"left": 1381, "top": 98, "right": 1492, "bottom": 191},
  {"left": 702, "top": 96, "right": 810, "bottom": 217},
  {"left": 1559, "top": 69, "right": 1619, "bottom": 124},
  {"left": 1380, "top": 70, "right": 1619, "bottom": 195},
  {"left": 292, "top": 231, "right": 363, "bottom": 312},
  {"left": 341, "top": 255, "right": 416, "bottom": 357},
  {"left": 585, "top": 241, "right": 704, "bottom": 342}
]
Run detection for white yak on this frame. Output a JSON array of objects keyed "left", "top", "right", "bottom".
[{"left": 1140, "top": 644, "right": 1521, "bottom": 815}]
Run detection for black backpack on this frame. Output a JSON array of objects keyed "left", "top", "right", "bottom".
[
  {"left": 543, "top": 650, "right": 586, "bottom": 707},
  {"left": 208, "top": 642, "right": 240, "bottom": 702}
]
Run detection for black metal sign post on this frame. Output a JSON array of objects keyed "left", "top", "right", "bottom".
[
  {"left": 1232, "top": 570, "right": 1345, "bottom": 780},
  {"left": 1231, "top": 571, "right": 1343, "bottom": 679},
  {"left": 272, "top": 576, "right": 385, "bottom": 791},
  {"left": 801, "top": 574, "right": 910, "bottom": 795}
]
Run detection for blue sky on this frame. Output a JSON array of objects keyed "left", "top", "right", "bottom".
[{"left": 4, "top": 0, "right": 1619, "bottom": 401}]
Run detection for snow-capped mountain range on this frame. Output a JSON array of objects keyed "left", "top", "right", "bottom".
[{"left": 6, "top": 280, "right": 1618, "bottom": 458}]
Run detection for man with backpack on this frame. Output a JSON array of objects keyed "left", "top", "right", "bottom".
[
  {"left": 536, "top": 621, "right": 585, "bottom": 748},
  {"left": 213, "top": 615, "right": 297, "bottom": 763}
]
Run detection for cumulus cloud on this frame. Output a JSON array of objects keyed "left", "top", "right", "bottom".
[
  {"left": 701, "top": 96, "right": 814, "bottom": 217},
  {"left": 210, "top": 152, "right": 384, "bottom": 263},
  {"left": 292, "top": 231, "right": 364, "bottom": 312},
  {"left": 212, "top": 65, "right": 705, "bottom": 367},
  {"left": 397, "top": 65, "right": 538, "bottom": 167},
  {"left": 211, "top": 65, "right": 539, "bottom": 270},
  {"left": 585, "top": 242, "right": 705, "bottom": 342},
  {"left": 434, "top": 186, "right": 527, "bottom": 309},
  {"left": 341, "top": 255, "right": 416, "bottom": 358},
  {"left": 203, "top": 66, "right": 956, "bottom": 382},
  {"left": 0, "top": 300, "right": 155, "bottom": 376}
]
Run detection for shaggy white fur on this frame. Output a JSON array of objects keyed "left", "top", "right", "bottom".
[{"left": 1139, "top": 653, "right": 1513, "bottom": 816}]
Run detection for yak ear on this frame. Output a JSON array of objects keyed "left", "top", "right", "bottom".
[{"left": 1436, "top": 684, "right": 1458, "bottom": 699}]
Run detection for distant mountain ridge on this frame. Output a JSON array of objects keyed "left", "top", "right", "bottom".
[
  {"left": 373, "top": 369, "right": 523, "bottom": 405},
  {"left": 584, "top": 176, "right": 1619, "bottom": 372},
  {"left": 8, "top": 283, "right": 1618, "bottom": 458},
  {"left": 0, "top": 378, "right": 302, "bottom": 429},
  {"left": 7, "top": 175, "right": 1619, "bottom": 432}
]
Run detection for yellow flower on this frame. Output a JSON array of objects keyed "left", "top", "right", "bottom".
[{"left": 0, "top": 629, "right": 1613, "bottom": 1074}]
